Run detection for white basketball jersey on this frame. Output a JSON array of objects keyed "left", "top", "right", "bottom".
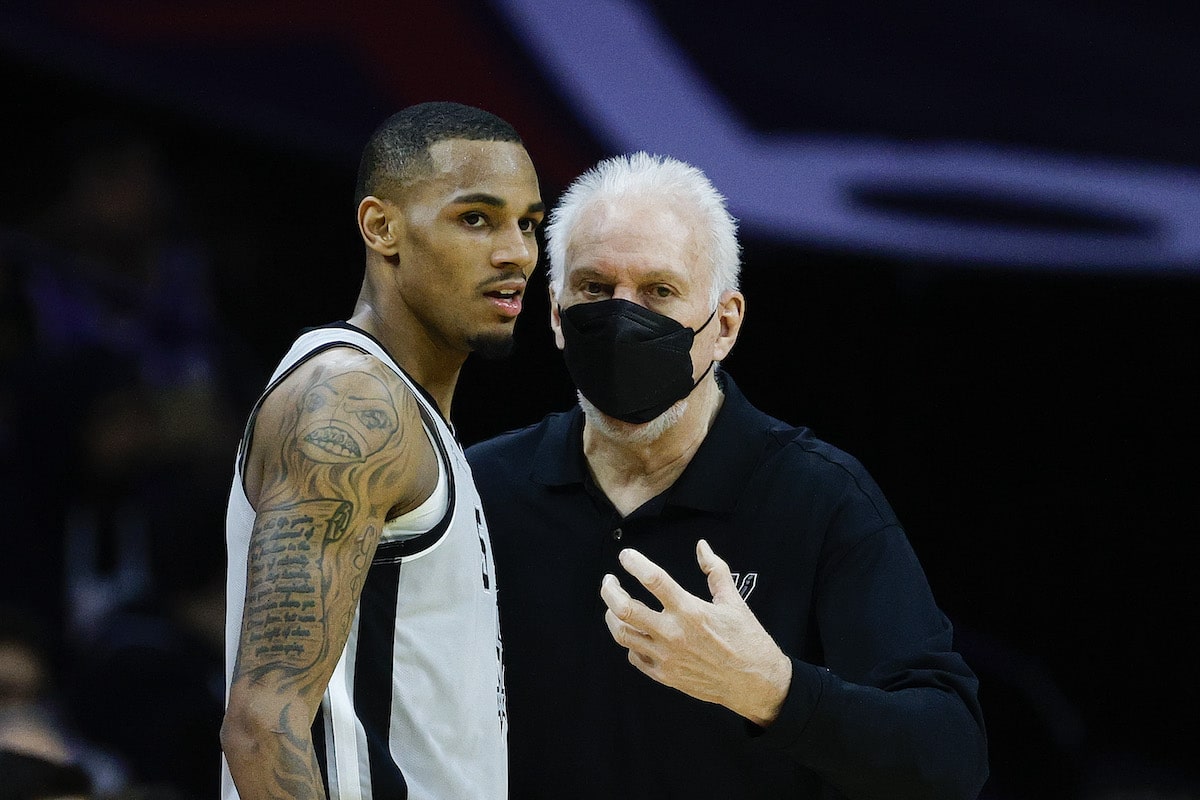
[{"left": 222, "top": 324, "right": 506, "bottom": 799}]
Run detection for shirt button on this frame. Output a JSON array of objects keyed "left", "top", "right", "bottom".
[{"left": 612, "top": 528, "right": 623, "bottom": 540}]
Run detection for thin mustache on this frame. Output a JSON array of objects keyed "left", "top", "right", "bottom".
[{"left": 478, "top": 274, "right": 528, "bottom": 293}]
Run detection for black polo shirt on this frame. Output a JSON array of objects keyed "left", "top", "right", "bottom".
[{"left": 467, "top": 370, "right": 987, "bottom": 799}]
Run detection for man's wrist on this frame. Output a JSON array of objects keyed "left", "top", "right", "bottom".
[{"left": 742, "top": 650, "right": 793, "bottom": 727}]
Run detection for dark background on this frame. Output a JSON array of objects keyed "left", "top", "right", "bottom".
[{"left": 1, "top": 2, "right": 1197, "bottom": 799}]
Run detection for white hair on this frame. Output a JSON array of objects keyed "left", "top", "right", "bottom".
[{"left": 545, "top": 152, "right": 741, "bottom": 306}]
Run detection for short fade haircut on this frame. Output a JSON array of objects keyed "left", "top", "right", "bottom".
[
  {"left": 545, "top": 152, "right": 741, "bottom": 306},
  {"left": 354, "top": 101, "right": 524, "bottom": 205}
]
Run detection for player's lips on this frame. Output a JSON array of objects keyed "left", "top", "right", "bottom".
[{"left": 484, "top": 280, "right": 525, "bottom": 317}]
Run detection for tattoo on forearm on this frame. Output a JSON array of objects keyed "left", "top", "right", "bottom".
[{"left": 273, "top": 703, "right": 324, "bottom": 800}]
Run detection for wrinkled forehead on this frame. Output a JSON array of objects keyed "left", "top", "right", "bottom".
[{"left": 568, "top": 199, "right": 705, "bottom": 272}]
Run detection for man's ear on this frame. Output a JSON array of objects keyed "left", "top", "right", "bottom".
[
  {"left": 548, "top": 284, "right": 566, "bottom": 351},
  {"left": 358, "top": 196, "right": 400, "bottom": 256},
  {"left": 712, "top": 290, "right": 745, "bottom": 362}
]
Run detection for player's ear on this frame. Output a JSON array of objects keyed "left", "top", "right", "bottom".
[{"left": 359, "top": 196, "right": 400, "bottom": 256}]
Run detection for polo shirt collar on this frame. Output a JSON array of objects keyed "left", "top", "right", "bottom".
[
  {"left": 529, "top": 368, "right": 770, "bottom": 514},
  {"left": 530, "top": 405, "right": 588, "bottom": 486}
]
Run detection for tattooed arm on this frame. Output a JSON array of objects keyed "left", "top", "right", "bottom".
[{"left": 221, "top": 350, "right": 437, "bottom": 800}]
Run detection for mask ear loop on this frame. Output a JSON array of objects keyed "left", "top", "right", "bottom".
[
  {"left": 688, "top": 305, "right": 721, "bottom": 390},
  {"left": 690, "top": 360, "right": 716, "bottom": 391},
  {"left": 694, "top": 305, "right": 718, "bottom": 335}
]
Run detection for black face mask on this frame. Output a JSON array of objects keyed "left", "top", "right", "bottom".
[{"left": 558, "top": 298, "right": 717, "bottom": 424}]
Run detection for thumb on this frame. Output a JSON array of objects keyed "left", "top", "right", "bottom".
[{"left": 697, "top": 539, "right": 743, "bottom": 605}]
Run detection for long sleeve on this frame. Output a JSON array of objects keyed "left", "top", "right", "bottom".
[{"left": 753, "top": 512, "right": 988, "bottom": 799}]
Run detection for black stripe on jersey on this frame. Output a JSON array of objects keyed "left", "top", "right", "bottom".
[
  {"left": 311, "top": 708, "right": 330, "bottom": 797},
  {"left": 357, "top": 562, "right": 409, "bottom": 797}
]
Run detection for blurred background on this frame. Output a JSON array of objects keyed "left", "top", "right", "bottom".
[{"left": 0, "top": 1, "right": 1196, "bottom": 798}]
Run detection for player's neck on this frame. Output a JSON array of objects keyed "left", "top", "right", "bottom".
[{"left": 348, "top": 302, "right": 463, "bottom": 423}]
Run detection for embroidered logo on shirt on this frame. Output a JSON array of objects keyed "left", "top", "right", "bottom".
[{"left": 730, "top": 572, "right": 758, "bottom": 600}]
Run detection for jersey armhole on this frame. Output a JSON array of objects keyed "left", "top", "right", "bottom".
[{"left": 372, "top": 394, "right": 456, "bottom": 563}]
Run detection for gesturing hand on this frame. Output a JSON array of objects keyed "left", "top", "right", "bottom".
[{"left": 600, "top": 539, "right": 793, "bottom": 727}]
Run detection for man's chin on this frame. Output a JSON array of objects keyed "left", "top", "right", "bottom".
[
  {"left": 578, "top": 394, "right": 687, "bottom": 444},
  {"left": 469, "top": 331, "right": 516, "bottom": 361}
]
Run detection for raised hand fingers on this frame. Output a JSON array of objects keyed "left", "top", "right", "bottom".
[
  {"left": 617, "top": 548, "right": 692, "bottom": 611},
  {"left": 603, "top": 605, "right": 649, "bottom": 649},
  {"left": 606, "top": 609, "right": 658, "bottom": 675},
  {"left": 601, "top": 583, "right": 661, "bottom": 675},
  {"left": 696, "top": 539, "right": 744, "bottom": 606},
  {"left": 600, "top": 573, "right": 653, "bottom": 635}
]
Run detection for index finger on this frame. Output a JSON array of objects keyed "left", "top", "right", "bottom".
[{"left": 618, "top": 548, "right": 692, "bottom": 610}]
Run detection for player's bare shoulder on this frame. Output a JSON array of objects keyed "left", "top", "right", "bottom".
[{"left": 246, "top": 347, "right": 437, "bottom": 517}]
